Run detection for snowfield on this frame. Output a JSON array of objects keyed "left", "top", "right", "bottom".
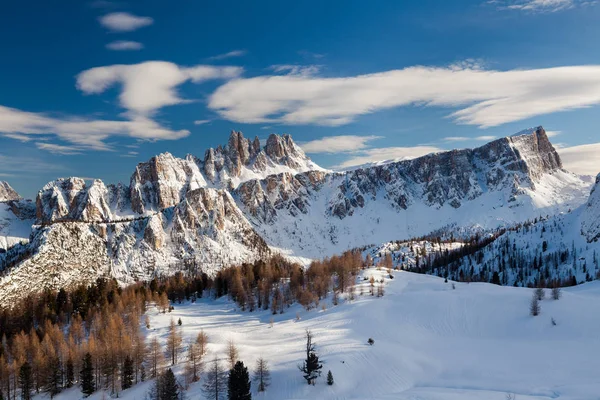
[{"left": 47, "top": 268, "right": 600, "bottom": 400}]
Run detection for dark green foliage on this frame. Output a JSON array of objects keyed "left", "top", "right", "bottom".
[
  {"left": 367, "top": 338, "right": 374, "bottom": 345},
  {"left": 327, "top": 370, "right": 334, "bottom": 385},
  {"left": 161, "top": 368, "right": 179, "bottom": 400},
  {"left": 65, "top": 358, "right": 74, "bottom": 388},
  {"left": 299, "top": 330, "right": 322, "bottom": 385},
  {"left": 80, "top": 352, "right": 95, "bottom": 397},
  {"left": 178, "top": 318, "right": 182, "bottom": 326},
  {"left": 122, "top": 355, "right": 134, "bottom": 390},
  {"left": 228, "top": 361, "right": 251, "bottom": 400},
  {"left": 491, "top": 271, "right": 501, "bottom": 285},
  {"left": 45, "top": 356, "right": 62, "bottom": 398},
  {"left": 19, "top": 362, "right": 32, "bottom": 400}
]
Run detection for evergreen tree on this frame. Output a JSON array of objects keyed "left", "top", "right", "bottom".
[
  {"left": 65, "top": 357, "right": 75, "bottom": 388},
  {"left": 122, "top": 355, "right": 134, "bottom": 390},
  {"left": 161, "top": 368, "right": 179, "bottom": 400},
  {"left": 299, "top": 330, "right": 323, "bottom": 385},
  {"left": 19, "top": 362, "right": 32, "bottom": 400},
  {"left": 80, "top": 352, "right": 95, "bottom": 397},
  {"left": 228, "top": 361, "right": 251, "bottom": 400},
  {"left": 45, "top": 356, "right": 62, "bottom": 398},
  {"left": 252, "top": 358, "right": 271, "bottom": 393},
  {"left": 327, "top": 370, "right": 334, "bottom": 386}
]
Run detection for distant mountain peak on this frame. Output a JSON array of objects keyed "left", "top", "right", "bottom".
[{"left": 0, "top": 181, "right": 20, "bottom": 202}]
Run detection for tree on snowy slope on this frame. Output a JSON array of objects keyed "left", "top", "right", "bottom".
[
  {"left": 252, "top": 357, "right": 271, "bottom": 392},
  {"left": 80, "top": 353, "right": 95, "bottom": 397},
  {"left": 228, "top": 361, "right": 251, "bottom": 400},
  {"left": 299, "top": 330, "right": 323, "bottom": 385},
  {"left": 203, "top": 357, "right": 227, "bottom": 400},
  {"left": 167, "top": 318, "right": 183, "bottom": 365}
]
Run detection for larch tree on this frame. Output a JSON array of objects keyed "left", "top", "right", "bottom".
[
  {"left": 166, "top": 318, "right": 183, "bottom": 366},
  {"left": 252, "top": 357, "right": 271, "bottom": 392},
  {"left": 226, "top": 339, "right": 239, "bottom": 371},
  {"left": 80, "top": 352, "right": 95, "bottom": 397},
  {"left": 202, "top": 356, "right": 227, "bottom": 400}
]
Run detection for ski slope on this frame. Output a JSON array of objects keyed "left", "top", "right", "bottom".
[{"left": 46, "top": 268, "right": 600, "bottom": 400}]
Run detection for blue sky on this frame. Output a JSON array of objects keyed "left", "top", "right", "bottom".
[{"left": 1, "top": 0, "right": 600, "bottom": 197}]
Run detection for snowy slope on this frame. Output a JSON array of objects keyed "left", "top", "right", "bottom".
[{"left": 44, "top": 268, "right": 600, "bottom": 400}]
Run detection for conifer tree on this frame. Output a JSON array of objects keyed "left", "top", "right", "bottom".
[
  {"left": 19, "top": 362, "right": 32, "bottom": 400},
  {"left": 252, "top": 357, "right": 271, "bottom": 393},
  {"left": 228, "top": 361, "right": 251, "bottom": 400},
  {"left": 166, "top": 318, "right": 183, "bottom": 366},
  {"left": 202, "top": 357, "right": 227, "bottom": 400},
  {"left": 327, "top": 370, "right": 334, "bottom": 385},
  {"left": 65, "top": 358, "right": 74, "bottom": 388},
  {"left": 161, "top": 368, "right": 179, "bottom": 400},
  {"left": 299, "top": 330, "right": 323, "bottom": 385},
  {"left": 80, "top": 353, "right": 95, "bottom": 397},
  {"left": 45, "top": 356, "right": 62, "bottom": 398},
  {"left": 122, "top": 355, "right": 134, "bottom": 390}
]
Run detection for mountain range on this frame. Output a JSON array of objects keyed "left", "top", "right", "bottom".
[{"left": 0, "top": 126, "right": 597, "bottom": 305}]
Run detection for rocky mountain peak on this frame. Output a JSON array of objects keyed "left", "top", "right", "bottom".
[{"left": 0, "top": 181, "right": 20, "bottom": 202}]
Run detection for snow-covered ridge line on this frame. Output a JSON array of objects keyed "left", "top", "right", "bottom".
[{"left": 0, "top": 126, "right": 594, "bottom": 305}]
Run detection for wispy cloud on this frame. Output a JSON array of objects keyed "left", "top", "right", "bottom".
[
  {"left": 36, "top": 143, "right": 84, "bottom": 155},
  {"left": 193, "top": 119, "right": 211, "bottom": 125},
  {"left": 269, "top": 64, "right": 321, "bottom": 77},
  {"left": 0, "top": 154, "right": 65, "bottom": 176},
  {"left": 545, "top": 130, "right": 561, "bottom": 137},
  {"left": 558, "top": 142, "right": 600, "bottom": 176},
  {"left": 443, "top": 135, "right": 496, "bottom": 142},
  {"left": 99, "top": 12, "right": 153, "bottom": 32},
  {"left": 334, "top": 146, "right": 443, "bottom": 170},
  {"left": 208, "top": 50, "right": 247, "bottom": 61},
  {"left": 106, "top": 40, "right": 144, "bottom": 51},
  {"left": 490, "top": 0, "right": 594, "bottom": 12},
  {"left": 209, "top": 64, "right": 600, "bottom": 129},
  {"left": 3, "top": 133, "right": 34, "bottom": 142},
  {"left": 300, "top": 135, "right": 382, "bottom": 154}
]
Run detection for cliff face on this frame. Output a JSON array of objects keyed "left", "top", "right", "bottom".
[
  {"left": 582, "top": 174, "right": 600, "bottom": 243},
  {"left": 0, "top": 127, "right": 591, "bottom": 306}
]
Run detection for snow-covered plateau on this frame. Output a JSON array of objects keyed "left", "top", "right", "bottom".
[{"left": 39, "top": 268, "right": 600, "bottom": 400}]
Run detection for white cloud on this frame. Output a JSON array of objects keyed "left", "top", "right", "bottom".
[
  {"left": 208, "top": 64, "right": 600, "bottom": 129},
  {"left": 558, "top": 143, "right": 600, "bottom": 176},
  {"left": 77, "top": 61, "right": 243, "bottom": 117},
  {"left": 2, "top": 133, "right": 33, "bottom": 142},
  {"left": 36, "top": 143, "right": 84, "bottom": 155},
  {"left": 193, "top": 119, "right": 211, "bottom": 125},
  {"left": 443, "top": 135, "right": 496, "bottom": 142},
  {"left": 545, "top": 130, "right": 561, "bottom": 137},
  {"left": 492, "top": 0, "right": 598, "bottom": 12},
  {"left": 106, "top": 40, "right": 144, "bottom": 51},
  {"left": 334, "top": 146, "right": 443, "bottom": 170},
  {"left": 0, "top": 105, "right": 189, "bottom": 151},
  {"left": 99, "top": 12, "right": 153, "bottom": 32},
  {"left": 208, "top": 50, "right": 247, "bottom": 61},
  {"left": 270, "top": 64, "right": 321, "bottom": 77},
  {"left": 300, "top": 135, "right": 382, "bottom": 154}
]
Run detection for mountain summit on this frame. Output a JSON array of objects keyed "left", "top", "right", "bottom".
[{"left": 0, "top": 127, "right": 593, "bottom": 306}]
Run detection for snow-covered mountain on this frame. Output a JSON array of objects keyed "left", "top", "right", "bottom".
[{"left": 0, "top": 127, "right": 596, "bottom": 305}]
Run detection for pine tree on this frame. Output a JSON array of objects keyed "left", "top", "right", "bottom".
[
  {"left": 252, "top": 358, "right": 271, "bottom": 393},
  {"left": 65, "top": 358, "right": 74, "bottom": 388},
  {"left": 19, "top": 362, "right": 32, "bottom": 400},
  {"left": 80, "top": 352, "right": 95, "bottom": 397},
  {"left": 161, "top": 368, "right": 179, "bottom": 400},
  {"left": 530, "top": 293, "right": 540, "bottom": 316},
  {"left": 45, "top": 356, "right": 62, "bottom": 398},
  {"left": 299, "top": 330, "right": 323, "bottom": 385},
  {"left": 327, "top": 370, "right": 334, "bottom": 386},
  {"left": 202, "top": 357, "right": 227, "bottom": 400},
  {"left": 122, "top": 355, "right": 134, "bottom": 390},
  {"left": 228, "top": 361, "right": 251, "bottom": 400}
]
